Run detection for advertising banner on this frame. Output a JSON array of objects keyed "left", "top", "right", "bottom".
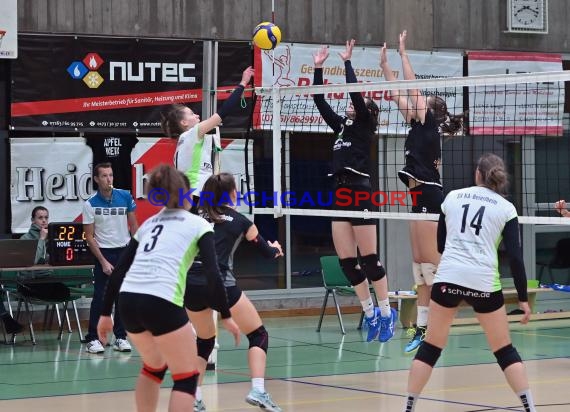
[
  {"left": 10, "top": 138, "right": 93, "bottom": 233},
  {"left": 253, "top": 43, "right": 464, "bottom": 135},
  {"left": 0, "top": 0, "right": 17, "bottom": 59},
  {"left": 10, "top": 36, "right": 204, "bottom": 133},
  {"left": 11, "top": 137, "right": 252, "bottom": 232},
  {"left": 468, "top": 51, "right": 564, "bottom": 135}
]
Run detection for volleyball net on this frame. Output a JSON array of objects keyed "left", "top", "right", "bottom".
[{"left": 250, "top": 70, "right": 570, "bottom": 225}]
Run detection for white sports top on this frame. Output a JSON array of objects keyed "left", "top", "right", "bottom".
[
  {"left": 174, "top": 126, "right": 214, "bottom": 193},
  {"left": 435, "top": 185, "right": 518, "bottom": 292},
  {"left": 120, "top": 208, "right": 212, "bottom": 307}
]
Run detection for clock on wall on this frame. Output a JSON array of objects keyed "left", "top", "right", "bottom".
[{"left": 508, "top": 0, "right": 548, "bottom": 33}]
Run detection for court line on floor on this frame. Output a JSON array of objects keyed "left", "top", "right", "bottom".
[{"left": 281, "top": 378, "right": 522, "bottom": 411}]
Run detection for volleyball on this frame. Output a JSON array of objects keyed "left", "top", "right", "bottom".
[{"left": 252, "top": 22, "right": 281, "bottom": 50}]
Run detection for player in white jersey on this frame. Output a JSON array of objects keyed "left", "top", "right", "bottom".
[
  {"left": 97, "top": 164, "right": 240, "bottom": 412},
  {"left": 403, "top": 154, "right": 536, "bottom": 412},
  {"left": 161, "top": 66, "right": 254, "bottom": 212}
]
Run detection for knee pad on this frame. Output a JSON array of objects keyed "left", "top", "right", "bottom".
[
  {"left": 494, "top": 344, "right": 522, "bottom": 371},
  {"left": 420, "top": 263, "right": 437, "bottom": 286},
  {"left": 196, "top": 336, "right": 216, "bottom": 362},
  {"left": 246, "top": 325, "right": 269, "bottom": 353},
  {"left": 360, "top": 254, "right": 386, "bottom": 282},
  {"left": 172, "top": 371, "right": 199, "bottom": 396},
  {"left": 339, "top": 257, "right": 366, "bottom": 286},
  {"left": 412, "top": 262, "right": 423, "bottom": 285},
  {"left": 141, "top": 363, "right": 168, "bottom": 384},
  {"left": 414, "top": 341, "right": 442, "bottom": 367}
]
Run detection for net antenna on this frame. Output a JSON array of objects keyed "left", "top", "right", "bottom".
[
  {"left": 254, "top": 70, "right": 570, "bottom": 225},
  {"left": 269, "top": 0, "right": 282, "bottom": 217}
]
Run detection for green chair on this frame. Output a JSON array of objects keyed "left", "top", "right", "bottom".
[
  {"left": 316, "top": 256, "right": 377, "bottom": 334},
  {"left": 1, "top": 268, "right": 93, "bottom": 344}
]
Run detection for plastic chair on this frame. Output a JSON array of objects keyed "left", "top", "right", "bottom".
[
  {"left": 316, "top": 255, "right": 377, "bottom": 334},
  {"left": 1, "top": 268, "right": 92, "bottom": 344},
  {"left": 537, "top": 238, "right": 570, "bottom": 285}
]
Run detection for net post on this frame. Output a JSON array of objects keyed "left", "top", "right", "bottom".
[{"left": 271, "top": 87, "right": 283, "bottom": 217}]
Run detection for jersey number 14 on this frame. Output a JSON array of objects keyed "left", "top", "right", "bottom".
[{"left": 460, "top": 204, "right": 486, "bottom": 236}]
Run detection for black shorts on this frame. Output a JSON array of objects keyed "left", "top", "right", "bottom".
[
  {"left": 118, "top": 292, "right": 189, "bottom": 336},
  {"left": 431, "top": 282, "right": 504, "bottom": 313},
  {"left": 410, "top": 184, "right": 443, "bottom": 214},
  {"left": 184, "top": 284, "right": 242, "bottom": 312},
  {"left": 332, "top": 182, "right": 378, "bottom": 226}
]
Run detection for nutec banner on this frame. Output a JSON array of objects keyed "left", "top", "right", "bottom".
[{"left": 10, "top": 36, "right": 204, "bottom": 133}]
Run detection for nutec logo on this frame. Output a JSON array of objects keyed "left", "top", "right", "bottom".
[
  {"left": 67, "top": 52, "right": 105, "bottom": 89},
  {"left": 67, "top": 52, "right": 197, "bottom": 88}
]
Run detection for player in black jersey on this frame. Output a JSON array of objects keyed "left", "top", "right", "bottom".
[
  {"left": 313, "top": 40, "right": 397, "bottom": 343},
  {"left": 381, "top": 31, "right": 465, "bottom": 353},
  {"left": 184, "top": 173, "right": 284, "bottom": 412}
]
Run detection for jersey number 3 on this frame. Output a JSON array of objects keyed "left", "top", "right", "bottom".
[
  {"left": 460, "top": 204, "right": 486, "bottom": 236},
  {"left": 143, "top": 224, "right": 164, "bottom": 252}
]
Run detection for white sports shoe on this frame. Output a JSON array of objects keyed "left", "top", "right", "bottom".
[
  {"left": 246, "top": 389, "right": 282, "bottom": 412},
  {"left": 85, "top": 339, "right": 105, "bottom": 354},
  {"left": 194, "top": 399, "right": 206, "bottom": 412},
  {"left": 113, "top": 338, "right": 132, "bottom": 352}
]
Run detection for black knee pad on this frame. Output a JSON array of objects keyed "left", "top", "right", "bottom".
[
  {"left": 172, "top": 371, "right": 199, "bottom": 396},
  {"left": 339, "top": 257, "right": 366, "bottom": 286},
  {"left": 247, "top": 325, "right": 269, "bottom": 353},
  {"left": 360, "top": 254, "right": 386, "bottom": 282},
  {"left": 141, "top": 363, "right": 168, "bottom": 383},
  {"left": 414, "top": 341, "right": 442, "bottom": 367},
  {"left": 196, "top": 336, "right": 216, "bottom": 362},
  {"left": 494, "top": 344, "right": 522, "bottom": 371}
]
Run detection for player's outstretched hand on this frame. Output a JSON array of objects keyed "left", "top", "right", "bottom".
[
  {"left": 240, "top": 66, "right": 254, "bottom": 86},
  {"left": 313, "top": 45, "right": 329, "bottom": 68},
  {"left": 399, "top": 30, "right": 408, "bottom": 56},
  {"left": 338, "top": 39, "right": 355, "bottom": 62}
]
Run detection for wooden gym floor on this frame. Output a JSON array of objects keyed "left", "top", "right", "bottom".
[{"left": 1, "top": 313, "right": 570, "bottom": 411}]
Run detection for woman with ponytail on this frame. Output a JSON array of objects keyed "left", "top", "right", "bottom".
[
  {"left": 312, "top": 39, "right": 397, "bottom": 344},
  {"left": 381, "top": 30, "right": 466, "bottom": 353},
  {"left": 402, "top": 153, "right": 536, "bottom": 412},
  {"left": 97, "top": 164, "right": 239, "bottom": 412},
  {"left": 160, "top": 66, "right": 254, "bottom": 212},
  {"left": 185, "top": 173, "right": 284, "bottom": 412}
]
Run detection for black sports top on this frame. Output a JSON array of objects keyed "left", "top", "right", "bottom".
[
  {"left": 187, "top": 207, "right": 253, "bottom": 288},
  {"left": 398, "top": 109, "right": 442, "bottom": 188},
  {"left": 313, "top": 60, "right": 375, "bottom": 178}
]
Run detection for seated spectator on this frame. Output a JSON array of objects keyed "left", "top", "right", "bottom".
[{"left": 18, "top": 206, "right": 69, "bottom": 302}]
